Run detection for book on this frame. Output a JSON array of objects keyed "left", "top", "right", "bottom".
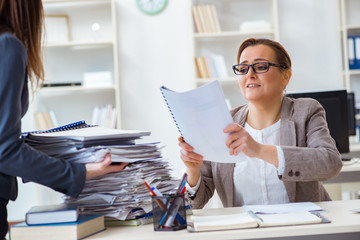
[
  {"left": 188, "top": 211, "right": 325, "bottom": 232},
  {"left": 192, "top": 5, "right": 203, "bottom": 33},
  {"left": 160, "top": 80, "right": 242, "bottom": 163},
  {"left": 25, "top": 203, "right": 78, "bottom": 225},
  {"left": 10, "top": 214, "right": 105, "bottom": 240},
  {"left": 104, "top": 205, "right": 193, "bottom": 227},
  {"left": 105, "top": 215, "right": 153, "bottom": 227}
]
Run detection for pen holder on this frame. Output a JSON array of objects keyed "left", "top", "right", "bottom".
[{"left": 152, "top": 194, "right": 187, "bottom": 231}]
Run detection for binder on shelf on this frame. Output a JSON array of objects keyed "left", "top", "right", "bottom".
[
  {"left": 192, "top": 5, "right": 203, "bottom": 33},
  {"left": 195, "top": 55, "right": 228, "bottom": 79},
  {"left": 205, "top": 57, "right": 217, "bottom": 78},
  {"left": 348, "top": 35, "right": 360, "bottom": 70},
  {"left": 195, "top": 57, "right": 205, "bottom": 78},
  {"left": 192, "top": 5, "right": 220, "bottom": 33},
  {"left": 355, "top": 35, "right": 360, "bottom": 69},
  {"left": 210, "top": 5, "right": 221, "bottom": 32}
]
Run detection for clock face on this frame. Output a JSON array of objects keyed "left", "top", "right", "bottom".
[{"left": 136, "top": 0, "right": 167, "bottom": 15}]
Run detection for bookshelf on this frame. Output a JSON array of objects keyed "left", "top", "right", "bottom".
[
  {"left": 36, "top": 0, "right": 121, "bottom": 129},
  {"left": 338, "top": 0, "right": 360, "bottom": 105},
  {"left": 190, "top": 0, "right": 280, "bottom": 108}
]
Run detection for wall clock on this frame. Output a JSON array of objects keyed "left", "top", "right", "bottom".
[{"left": 136, "top": 0, "right": 168, "bottom": 15}]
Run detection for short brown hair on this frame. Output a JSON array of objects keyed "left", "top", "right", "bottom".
[{"left": 237, "top": 38, "right": 291, "bottom": 71}]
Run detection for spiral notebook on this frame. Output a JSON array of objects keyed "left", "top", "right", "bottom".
[
  {"left": 23, "top": 120, "right": 150, "bottom": 142},
  {"left": 22, "top": 120, "right": 90, "bottom": 136},
  {"left": 160, "top": 80, "right": 244, "bottom": 163}
]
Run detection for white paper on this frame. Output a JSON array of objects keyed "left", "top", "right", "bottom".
[
  {"left": 161, "top": 80, "right": 244, "bottom": 163},
  {"left": 243, "top": 202, "right": 323, "bottom": 214}
]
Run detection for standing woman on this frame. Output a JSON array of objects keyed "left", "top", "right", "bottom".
[
  {"left": 179, "top": 38, "right": 342, "bottom": 209},
  {"left": 0, "top": 1, "right": 127, "bottom": 238}
]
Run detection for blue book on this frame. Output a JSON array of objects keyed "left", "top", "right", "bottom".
[
  {"left": 10, "top": 214, "right": 105, "bottom": 240},
  {"left": 25, "top": 203, "right": 79, "bottom": 225}
]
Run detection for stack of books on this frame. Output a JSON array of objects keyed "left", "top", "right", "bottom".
[
  {"left": 22, "top": 121, "right": 179, "bottom": 222},
  {"left": 192, "top": 4, "right": 221, "bottom": 33},
  {"left": 10, "top": 204, "right": 105, "bottom": 240},
  {"left": 91, "top": 104, "right": 117, "bottom": 129},
  {"left": 194, "top": 55, "right": 228, "bottom": 79}
]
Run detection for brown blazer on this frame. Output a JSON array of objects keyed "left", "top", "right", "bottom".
[{"left": 187, "top": 97, "right": 343, "bottom": 209}]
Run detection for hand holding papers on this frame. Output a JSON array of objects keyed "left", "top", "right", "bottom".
[
  {"left": 160, "top": 80, "right": 244, "bottom": 163},
  {"left": 23, "top": 121, "right": 179, "bottom": 221}
]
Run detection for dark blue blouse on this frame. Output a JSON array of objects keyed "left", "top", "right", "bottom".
[{"left": 0, "top": 32, "right": 86, "bottom": 200}]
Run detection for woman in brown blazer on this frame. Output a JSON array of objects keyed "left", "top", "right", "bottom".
[{"left": 179, "top": 38, "right": 342, "bottom": 209}]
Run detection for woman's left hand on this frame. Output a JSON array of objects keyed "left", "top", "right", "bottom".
[
  {"left": 85, "top": 154, "right": 127, "bottom": 179},
  {"left": 224, "top": 123, "right": 261, "bottom": 158}
]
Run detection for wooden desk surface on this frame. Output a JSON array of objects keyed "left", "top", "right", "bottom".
[{"left": 88, "top": 200, "right": 360, "bottom": 240}]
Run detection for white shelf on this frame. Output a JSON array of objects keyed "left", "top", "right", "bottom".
[
  {"left": 338, "top": 0, "right": 360, "bottom": 96},
  {"left": 349, "top": 69, "right": 360, "bottom": 76},
  {"left": 36, "top": 0, "right": 121, "bottom": 129},
  {"left": 193, "top": 30, "right": 275, "bottom": 39},
  {"left": 39, "top": 85, "right": 115, "bottom": 94},
  {"left": 196, "top": 77, "right": 238, "bottom": 84},
  {"left": 43, "top": 0, "right": 111, "bottom": 4},
  {"left": 44, "top": 40, "right": 114, "bottom": 48},
  {"left": 346, "top": 25, "right": 360, "bottom": 31},
  {"left": 191, "top": 0, "right": 279, "bottom": 108}
]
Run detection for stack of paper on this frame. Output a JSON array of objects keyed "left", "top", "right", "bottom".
[{"left": 23, "top": 124, "right": 179, "bottom": 220}]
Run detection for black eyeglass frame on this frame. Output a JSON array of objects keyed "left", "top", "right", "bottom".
[{"left": 232, "top": 62, "right": 287, "bottom": 75}]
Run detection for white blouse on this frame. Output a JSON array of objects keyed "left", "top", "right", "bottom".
[
  {"left": 187, "top": 120, "right": 289, "bottom": 206},
  {"left": 233, "top": 120, "right": 289, "bottom": 206}
]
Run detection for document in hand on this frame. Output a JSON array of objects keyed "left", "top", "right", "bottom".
[
  {"left": 188, "top": 210, "right": 324, "bottom": 232},
  {"left": 160, "top": 80, "right": 244, "bottom": 163}
]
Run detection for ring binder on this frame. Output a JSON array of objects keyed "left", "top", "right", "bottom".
[
  {"left": 159, "top": 80, "right": 243, "bottom": 163},
  {"left": 22, "top": 120, "right": 93, "bottom": 137},
  {"left": 160, "top": 88, "right": 183, "bottom": 138}
]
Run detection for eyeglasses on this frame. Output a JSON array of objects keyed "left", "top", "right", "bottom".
[{"left": 232, "top": 62, "right": 287, "bottom": 75}]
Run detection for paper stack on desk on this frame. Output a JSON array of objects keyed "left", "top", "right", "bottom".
[{"left": 23, "top": 121, "right": 179, "bottom": 220}]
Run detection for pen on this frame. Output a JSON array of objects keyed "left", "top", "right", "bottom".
[
  {"left": 247, "top": 210, "right": 264, "bottom": 223},
  {"left": 143, "top": 180, "right": 156, "bottom": 196},
  {"left": 159, "top": 173, "right": 188, "bottom": 227},
  {"left": 152, "top": 187, "right": 186, "bottom": 226},
  {"left": 143, "top": 180, "right": 165, "bottom": 210}
]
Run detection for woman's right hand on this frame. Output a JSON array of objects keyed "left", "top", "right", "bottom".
[{"left": 178, "top": 137, "right": 203, "bottom": 187}]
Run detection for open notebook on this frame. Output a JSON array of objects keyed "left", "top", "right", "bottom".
[{"left": 187, "top": 210, "right": 329, "bottom": 232}]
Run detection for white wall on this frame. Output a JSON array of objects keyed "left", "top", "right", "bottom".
[
  {"left": 278, "top": 0, "right": 342, "bottom": 91},
  {"left": 8, "top": 0, "right": 344, "bottom": 221},
  {"left": 116, "top": 0, "right": 194, "bottom": 178}
]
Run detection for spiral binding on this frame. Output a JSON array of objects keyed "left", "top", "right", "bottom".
[
  {"left": 160, "top": 88, "right": 183, "bottom": 138},
  {"left": 22, "top": 120, "right": 93, "bottom": 137}
]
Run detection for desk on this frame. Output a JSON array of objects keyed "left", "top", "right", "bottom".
[{"left": 88, "top": 200, "right": 360, "bottom": 240}]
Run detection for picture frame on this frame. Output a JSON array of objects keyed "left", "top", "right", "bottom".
[{"left": 43, "top": 14, "right": 71, "bottom": 43}]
